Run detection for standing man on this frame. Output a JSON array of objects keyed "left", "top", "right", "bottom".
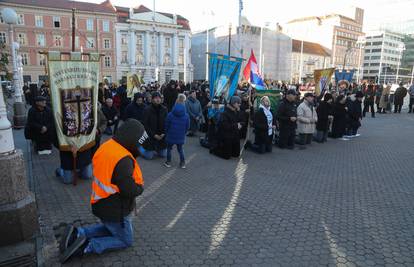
[
  {"left": 59, "top": 119, "right": 148, "bottom": 263},
  {"left": 363, "top": 81, "right": 376, "bottom": 118},
  {"left": 394, "top": 82, "right": 407, "bottom": 113},
  {"left": 408, "top": 82, "right": 414, "bottom": 113},
  {"left": 276, "top": 89, "right": 298, "bottom": 149}
]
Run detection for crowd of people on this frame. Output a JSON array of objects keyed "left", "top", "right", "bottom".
[{"left": 22, "top": 77, "right": 414, "bottom": 262}]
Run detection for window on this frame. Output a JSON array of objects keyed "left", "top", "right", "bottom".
[
  {"left": 178, "top": 38, "right": 184, "bottom": 65},
  {"left": 103, "top": 39, "right": 111, "bottom": 49},
  {"left": 87, "top": 37, "right": 95, "bottom": 48},
  {"left": 36, "top": 34, "right": 45, "bottom": 46},
  {"left": 136, "top": 34, "right": 143, "bottom": 64},
  {"left": 0, "top": 32, "right": 6, "bottom": 44},
  {"left": 17, "top": 33, "right": 27, "bottom": 45},
  {"left": 371, "top": 49, "right": 381, "bottom": 53},
  {"left": 54, "top": 35, "right": 62, "bottom": 47},
  {"left": 371, "top": 56, "right": 380, "bottom": 60},
  {"left": 121, "top": 51, "right": 128, "bottom": 64},
  {"left": 53, "top": 16, "right": 60, "bottom": 28},
  {"left": 121, "top": 33, "right": 128, "bottom": 45},
  {"left": 103, "top": 20, "right": 109, "bottom": 32},
  {"left": 38, "top": 54, "right": 46, "bottom": 66},
  {"left": 17, "top": 14, "right": 24, "bottom": 25},
  {"left": 0, "top": 14, "right": 4, "bottom": 23},
  {"left": 35, "top": 16, "right": 43, "bottom": 27},
  {"left": 104, "top": 56, "right": 111, "bottom": 67},
  {"left": 70, "top": 36, "right": 80, "bottom": 48},
  {"left": 21, "top": 53, "right": 29, "bottom": 65},
  {"left": 87, "top": 19, "right": 94, "bottom": 31}
]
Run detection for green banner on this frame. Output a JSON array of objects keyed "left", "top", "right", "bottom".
[
  {"left": 48, "top": 52, "right": 100, "bottom": 151},
  {"left": 254, "top": 89, "right": 282, "bottom": 111}
]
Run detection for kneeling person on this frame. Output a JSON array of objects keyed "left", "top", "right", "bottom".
[{"left": 60, "top": 119, "right": 148, "bottom": 263}]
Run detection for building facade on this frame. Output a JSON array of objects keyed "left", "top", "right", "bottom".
[
  {"left": 192, "top": 24, "right": 292, "bottom": 82},
  {"left": 284, "top": 7, "right": 365, "bottom": 72},
  {"left": 0, "top": 0, "right": 117, "bottom": 84},
  {"left": 291, "top": 39, "right": 331, "bottom": 83},
  {"left": 115, "top": 5, "right": 192, "bottom": 84},
  {"left": 362, "top": 30, "right": 406, "bottom": 83}
]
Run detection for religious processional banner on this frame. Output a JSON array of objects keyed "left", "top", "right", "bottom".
[
  {"left": 127, "top": 72, "right": 145, "bottom": 99},
  {"left": 209, "top": 53, "right": 243, "bottom": 101},
  {"left": 314, "top": 68, "right": 335, "bottom": 96},
  {"left": 48, "top": 51, "right": 100, "bottom": 151},
  {"left": 335, "top": 69, "right": 355, "bottom": 85},
  {"left": 254, "top": 89, "right": 281, "bottom": 112}
]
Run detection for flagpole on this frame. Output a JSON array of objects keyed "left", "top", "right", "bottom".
[{"left": 228, "top": 23, "right": 232, "bottom": 57}]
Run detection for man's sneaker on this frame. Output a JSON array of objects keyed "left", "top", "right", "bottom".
[
  {"left": 60, "top": 235, "right": 87, "bottom": 263},
  {"left": 179, "top": 162, "right": 186, "bottom": 169},
  {"left": 164, "top": 162, "right": 172, "bottom": 168},
  {"left": 340, "top": 137, "right": 350, "bottom": 141},
  {"left": 59, "top": 225, "right": 77, "bottom": 253},
  {"left": 354, "top": 133, "right": 361, "bottom": 137}
]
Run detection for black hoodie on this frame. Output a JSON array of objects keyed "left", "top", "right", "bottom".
[{"left": 92, "top": 119, "right": 147, "bottom": 222}]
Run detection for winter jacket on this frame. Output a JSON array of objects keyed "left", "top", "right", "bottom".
[
  {"left": 217, "top": 106, "right": 240, "bottom": 140},
  {"left": 346, "top": 96, "right": 362, "bottom": 128},
  {"left": 331, "top": 102, "right": 347, "bottom": 138},
  {"left": 363, "top": 84, "right": 376, "bottom": 103},
  {"left": 142, "top": 103, "right": 168, "bottom": 150},
  {"left": 91, "top": 123, "right": 145, "bottom": 222},
  {"left": 297, "top": 100, "right": 318, "bottom": 134},
  {"left": 125, "top": 102, "right": 146, "bottom": 123},
  {"left": 394, "top": 86, "right": 407, "bottom": 105},
  {"left": 276, "top": 98, "right": 297, "bottom": 130},
  {"left": 379, "top": 85, "right": 391, "bottom": 109},
  {"left": 165, "top": 104, "right": 190, "bottom": 145},
  {"left": 102, "top": 104, "right": 118, "bottom": 122},
  {"left": 185, "top": 96, "right": 203, "bottom": 119},
  {"left": 316, "top": 101, "right": 333, "bottom": 132},
  {"left": 26, "top": 105, "right": 54, "bottom": 142},
  {"left": 253, "top": 107, "right": 276, "bottom": 143},
  {"left": 409, "top": 85, "right": 414, "bottom": 97}
]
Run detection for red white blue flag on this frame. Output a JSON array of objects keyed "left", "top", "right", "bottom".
[{"left": 243, "top": 49, "right": 266, "bottom": 89}]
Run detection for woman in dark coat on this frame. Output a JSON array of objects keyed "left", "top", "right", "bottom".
[
  {"left": 331, "top": 95, "right": 348, "bottom": 139},
  {"left": 125, "top": 93, "right": 146, "bottom": 123},
  {"left": 212, "top": 96, "right": 242, "bottom": 159},
  {"left": 315, "top": 93, "right": 333, "bottom": 143},
  {"left": 246, "top": 96, "right": 276, "bottom": 153}
]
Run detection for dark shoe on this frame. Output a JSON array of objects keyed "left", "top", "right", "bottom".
[
  {"left": 298, "top": 146, "right": 306, "bottom": 150},
  {"left": 60, "top": 235, "right": 87, "bottom": 263},
  {"left": 60, "top": 225, "right": 77, "bottom": 253},
  {"left": 164, "top": 161, "right": 172, "bottom": 168},
  {"left": 244, "top": 140, "right": 251, "bottom": 149},
  {"left": 179, "top": 161, "right": 186, "bottom": 169}
]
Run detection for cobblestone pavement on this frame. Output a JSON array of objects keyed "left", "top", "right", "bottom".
[{"left": 17, "top": 112, "right": 414, "bottom": 266}]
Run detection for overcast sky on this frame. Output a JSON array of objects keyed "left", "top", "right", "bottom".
[{"left": 84, "top": 0, "right": 414, "bottom": 33}]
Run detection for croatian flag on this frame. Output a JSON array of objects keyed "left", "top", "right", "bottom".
[{"left": 243, "top": 49, "right": 266, "bottom": 89}]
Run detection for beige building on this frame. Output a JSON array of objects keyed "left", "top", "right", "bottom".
[
  {"left": 291, "top": 39, "right": 331, "bottom": 83},
  {"left": 284, "top": 7, "right": 365, "bottom": 72},
  {"left": 0, "top": 0, "right": 117, "bottom": 84}
]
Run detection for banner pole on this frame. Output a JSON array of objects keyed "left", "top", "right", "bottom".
[{"left": 239, "top": 85, "right": 253, "bottom": 157}]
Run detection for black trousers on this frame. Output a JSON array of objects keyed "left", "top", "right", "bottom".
[
  {"left": 278, "top": 127, "right": 295, "bottom": 149},
  {"left": 298, "top": 133, "right": 313, "bottom": 145},
  {"left": 363, "top": 101, "right": 375, "bottom": 117},
  {"left": 394, "top": 104, "right": 403, "bottom": 113},
  {"left": 409, "top": 98, "right": 414, "bottom": 113},
  {"left": 251, "top": 134, "right": 273, "bottom": 154}
]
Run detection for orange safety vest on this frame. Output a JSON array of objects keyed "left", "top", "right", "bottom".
[{"left": 90, "top": 138, "right": 144, "bottom": 204}]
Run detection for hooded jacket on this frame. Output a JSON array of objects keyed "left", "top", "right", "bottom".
[
  {"left": 125, "top": 94, "right": 146, "bottom": 122},
  {"left": 91, "top": 119, "right": 146, "bottom": 222},
  {"left": 165, "top": 104, "right": 190, "bottom": 145}
]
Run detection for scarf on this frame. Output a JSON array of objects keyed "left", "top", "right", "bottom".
[{"left": 260, "top": 104, "right": 273, "bottom": 136}]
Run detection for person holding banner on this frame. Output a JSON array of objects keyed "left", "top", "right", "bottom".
[
  {"left": 245, "top": 96, "right": 276, "bottom": 154},
  {"left": 212, "top": 96, "right": 242, "bottom": 159},
  {"left": 277, "top": 90, "right": 298, "bottom": 150}
]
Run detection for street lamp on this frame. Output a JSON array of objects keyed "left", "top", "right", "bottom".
[
  {"left": 0, "top": 8, "right": 17, "bottom": 154},
  {"left": 356, "top": 36, "right": 366, "bottom": 83},
  {"left": 2, "top": 7, "right": 26, "bottom": 128},
  {"left": 396, "top": 43, "right": 405, "bottom": 83}
]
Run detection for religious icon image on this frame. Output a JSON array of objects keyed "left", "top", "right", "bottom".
[{"left": 60, "top": 85, "right": 95, "bottom": 137}]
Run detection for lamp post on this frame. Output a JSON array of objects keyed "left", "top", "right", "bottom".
[
  {"left": 356, "top": 36, "right": 366, "bottom": 84},
  {"left": 396, "top": 43, "right": 405, "bottom": 83},
  {"left": 259, "top": 22, "right": 270, "bottom": 75},
  {"left": 2, "top": 7, "right": 26, "bottom": 128}
]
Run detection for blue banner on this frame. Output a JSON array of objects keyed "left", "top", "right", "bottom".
[
  {"left": 335, "top": 69, "right": 355, "bottom": 84},
  {"left": 209, "top": 53, "right": 243, "bottom": 101}
]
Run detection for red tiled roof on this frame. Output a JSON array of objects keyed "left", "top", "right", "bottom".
[
  {"left": 292, "top": 39, "right": 331, "bottom": 57},
  {"left": 115, "top": 5, "right": 190, "bottom": 30},
  {"left": 1, "top": 0, "right": 116, "bottom": 14}
]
